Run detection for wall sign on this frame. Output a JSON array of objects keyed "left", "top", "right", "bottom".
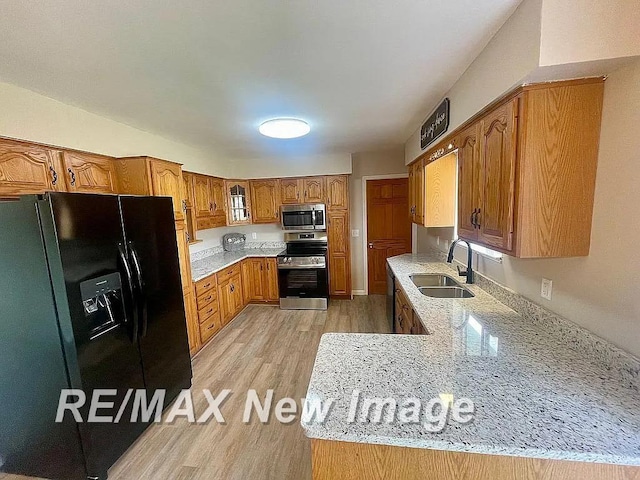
[{"left": 420, "top": 98, "right": 450, "bottom": 150}]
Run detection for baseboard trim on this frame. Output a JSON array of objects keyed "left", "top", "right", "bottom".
[{"left": 352, "top": 290, "right": 367, "bottom": 296}]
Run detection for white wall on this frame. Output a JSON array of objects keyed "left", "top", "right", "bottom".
[
  {"left": 350, "top": 148, "right": 408, "bottom": 293},
  {"left": 229, "top": 153, "right": 352, "bottom": 179},
  {"left": 405, "top": 0, "right": 542, "bottom": 164},
  {"left": 0, "top": 81, "right": 235, "bottom": 178},
  {"left": 418, "top": 59, "right": 640, "bottom": 358},
  {"left": 539, "top": 0, "right": 640, "bottom": 66}
]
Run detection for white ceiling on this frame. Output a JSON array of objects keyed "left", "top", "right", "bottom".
[{"left": 0, "top": 0, "right": 521, "bottom": 161}]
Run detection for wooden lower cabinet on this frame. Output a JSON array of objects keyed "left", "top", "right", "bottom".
[
  {"left": 394, "top": 282, "right": 426, "bottom": 335},
  {"left": 218, "top": 272, "right": 244, "bottom": 325},
  {"left": 242, "top": 257, "right": 279, "bottom": 303}
]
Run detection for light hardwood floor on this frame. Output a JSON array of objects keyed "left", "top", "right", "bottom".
[{"left": 1, "top": 296, "right": 389, "bottom": 480}]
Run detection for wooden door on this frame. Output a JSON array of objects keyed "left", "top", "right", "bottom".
[
  {"left": 150, "top": 160, "right": 184, "bottom": 221},
  {"left": 210, "top": 177, "right": 227, "bottom": 226},
  {"left": 280, "top": 178, "right": 302, "bottom": 204},
  {"left": 183, "top": 288, "right": 201, "bottom": 355},
  {"left": 218, "top": 278, "right": 234, "bottom": 325},
  {"left": 63, "top": 151, "right": 118, "bottom": 194},
  {"left": 328, "top": 210, "right": 351, "bottom": 296},
  {"left": 478, "top": 100, "right": 517, "bottom": 251},
  {"left": 250, "top": 179, "right": 280, "bottom": 223},
  {"left": 194, "top": 174, "right": 213, "bottom": 218},
  {"left": 366, "top": 178, "right": 411, "bottom": 295},
  {"left": 457, "top": 124, "right": 481, "bottom": 241},
  {"left": 0, "top": 140, "right": 65, "bottom": 196},
  {"left": 407, "top": 164, "right": 415, "bottom": 220},
  {"left": 412, "top": 161, "right": 425, "bottom": 225},
  {"left": 242, "top": 258, "right": 266, "bottom": 301},
  {"left": 303, "top": 177, "right": 325, "bottom": 203},
  {"left": 264, "top": 258, "right": 279, "bottom": 301},
  {"left": 326, "top": 175, "right": 349, "bottom": 210},
  {"left": 424, "top": 153, "right": 457, "bottom": 227},
  {"left": 225, "top": 180, "right": 251, "bottom": 225},
  {"left": 175, "top": 221, "right": 192, "bottom": 291}
]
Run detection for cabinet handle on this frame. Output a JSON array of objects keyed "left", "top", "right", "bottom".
[
  {"left": 182, "top": 199, "right": 187, "bottom": 212},
  {"left": 186, "top": 232, "right": 191, "bottom": 243},
  {"left": 470, "top": 208, "right": 477, "bottom": 227},
  {"left": 475, "top": 209, "right": 481, "bottom": 229},
  {"left": 230, "top": 284, "right": 235, "bottom": 293},
  {"left": 213, "top": 202, "right": 217, "bottom": 210},
  {"left": 49, "top": 166, "right": 58, "bottom": 186},
  {"left": 209, "top": 202, "right": 213, "bottom": 211},
  {"left": 207, "top": 323, "right": 215, "bottom": 330},
  {"left": 67, "top": 168, "right": 76, "bottom": 186}
]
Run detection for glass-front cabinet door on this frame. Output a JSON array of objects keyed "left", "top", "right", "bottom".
[{"left": 225, "top": 180, "right": 251, "bottom": 225}]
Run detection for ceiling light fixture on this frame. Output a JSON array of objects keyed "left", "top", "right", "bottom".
[{"left": 259, "top": 118, "right": 310, "bottom": 139}]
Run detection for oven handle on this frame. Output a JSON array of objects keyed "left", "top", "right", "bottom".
[{"left": 277, "top": 265, "right": 327, "bottom": 270}]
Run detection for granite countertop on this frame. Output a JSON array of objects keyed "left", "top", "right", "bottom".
[
  {"left": 302, "top": 253, "right": 640, "bottom": 466},
  {"left": 191, "top": 248, "right": 284, "bottom": 282}
]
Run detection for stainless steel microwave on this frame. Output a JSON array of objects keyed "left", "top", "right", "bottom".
[{"left": 281, "top": 204, "right": 326, "bottom": 231}]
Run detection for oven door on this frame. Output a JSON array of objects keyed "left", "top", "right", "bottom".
[{"left": 278, "top": 266, "right": 328, "bottom": 310}]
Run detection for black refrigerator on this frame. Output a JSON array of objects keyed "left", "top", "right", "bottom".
[{"left": 0, "top": 192, "right": 192, "bottom": 480}]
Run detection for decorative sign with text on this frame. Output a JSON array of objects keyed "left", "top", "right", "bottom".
[{"left": 420, "top": 98, "right": 450, "bottom": 150}]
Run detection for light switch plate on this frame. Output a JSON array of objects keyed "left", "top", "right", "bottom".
[
  {"left": 351, "top": 229, "right": 360, "bottom": 237},
  {"left": 541, "top": 278, "right": 553, "bottom": 300},
  {"left": 251, "top": 232, "right": 257, "bottom": 240}
]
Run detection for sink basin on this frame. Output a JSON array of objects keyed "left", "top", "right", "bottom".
[
  {"left": 418, "top": 286, "right": 475, "bottom": 299},
  {"left": 410, "top": 273, "right": 460, "bottom": 287}
]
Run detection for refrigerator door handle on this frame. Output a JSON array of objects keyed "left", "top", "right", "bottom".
[
  {"left": 118, "top": 242, "right": 138, "bottom": 342},
  {"left": 128, "top": 241, "right": 148, "bottom": 338}
]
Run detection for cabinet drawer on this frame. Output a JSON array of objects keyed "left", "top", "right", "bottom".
[
  {"left": 217, "top": 263, "right": 241, "bottom": 280},
  {"left": 195, "top": 274, "right": 217, "bottom": 297},
  {"left": 198, "top": 299, "right": 219, "bottom": 324},
  {"left": 199, "top": 310, "right": 221, "bottom": 344},
  {"left": 196, "top": 288, "right": 218, "bottom": 310}
]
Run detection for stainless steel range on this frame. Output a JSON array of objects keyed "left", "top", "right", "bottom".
[{"left": 277, "top": 232, "right": 329, "bottom": 310}]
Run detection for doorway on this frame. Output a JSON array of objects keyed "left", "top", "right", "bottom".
[{"left": 366, "top": 178, "right": 411, "bottom": 295}]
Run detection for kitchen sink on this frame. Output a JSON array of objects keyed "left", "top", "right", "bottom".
[
  {"left": 410, "top": 273, "right": 460, "bottom": 287},
  {"left": 418, "top": 286, "right": 475, "bottom": 299}
]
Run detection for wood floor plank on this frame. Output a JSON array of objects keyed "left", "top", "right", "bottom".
[{"left": 1, "top": 296, "right": 389, "bottom": 480}]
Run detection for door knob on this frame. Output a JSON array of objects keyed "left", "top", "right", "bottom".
[{"left": 368, "top": 243, "right": 373, "bottom": 248}]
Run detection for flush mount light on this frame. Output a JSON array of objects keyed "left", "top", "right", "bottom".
[{"left": 259, "top": 118, "right": 310, "bottom": 139}]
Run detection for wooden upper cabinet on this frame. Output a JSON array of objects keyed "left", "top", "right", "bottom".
[
  {"left": 303, "top": 176, "right": 325, "bottom": 203},
  {"left": 183, "top": 172, "right": 195, "bottom": 208},
  {"left": 193, "top": 174, "right": 227, "bottom": 230},
  {"left": 280, "top": 178, "right": 302, "bottom": 204},
  {"left": 194, "top": 174, "right": 213, "bottom": 218},
  {"left": 225, "top": 180, "right": 251, "bottom": 225},
  {"left": 476, "top": 99, "right": 517, "bottom": 252},
  {"left": 450, "top": 78, "right": 604, "bottom": 258},
  {"left": 149, "top": 159, "right": 184, "bottom": 222},
  {"left": 424, "top": 154, "right": 456, "bottom": 228},
  {"left": 0, "top": 139, "right": 65, "bottom": 196},
  {"left": 457, "top": 124, "right": 481, "bottom": 240},
  {"left": 62, "top": 151, "right": 118, "bottom": 194},
  {"left": 326, "top": 175, "right": 349, "bottom": 210},
  {"left": 210, "top": 178, "right": 227, "bottom": 224},
  {"left": 250, "top": 179, "right": 280, "bottom": 223}
]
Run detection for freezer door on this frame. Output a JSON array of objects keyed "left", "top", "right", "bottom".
[
  {"left": 119, "top": 196, "right": 192, "bottom": 404},
  {"left": 45, "top": 192, "right": 148, "bottom": 477},
  {"left": 0, "top": 197, "right": 86, "bottom": 480}
]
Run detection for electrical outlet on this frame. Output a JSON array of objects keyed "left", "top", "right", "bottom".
[
  {"left": 541, "top": 278, "right": 553, "bottom": 300},
  {"left": 351, "top": 229, "right": 359, "bottom": 237},
  {"left": 251, "top": 232, "right": 257, "bottom": 240}
]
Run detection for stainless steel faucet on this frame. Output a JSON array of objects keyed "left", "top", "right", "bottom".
[{"left": 447, "top": 239, "right": 474, "bottom": 284}]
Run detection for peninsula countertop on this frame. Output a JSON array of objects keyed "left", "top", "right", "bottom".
[
  {"left": 190, "top": 248, "right": 284, "bottom": 282},
  {"left": 302, "top": 254, "right": 640, "bottom": 466}
]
